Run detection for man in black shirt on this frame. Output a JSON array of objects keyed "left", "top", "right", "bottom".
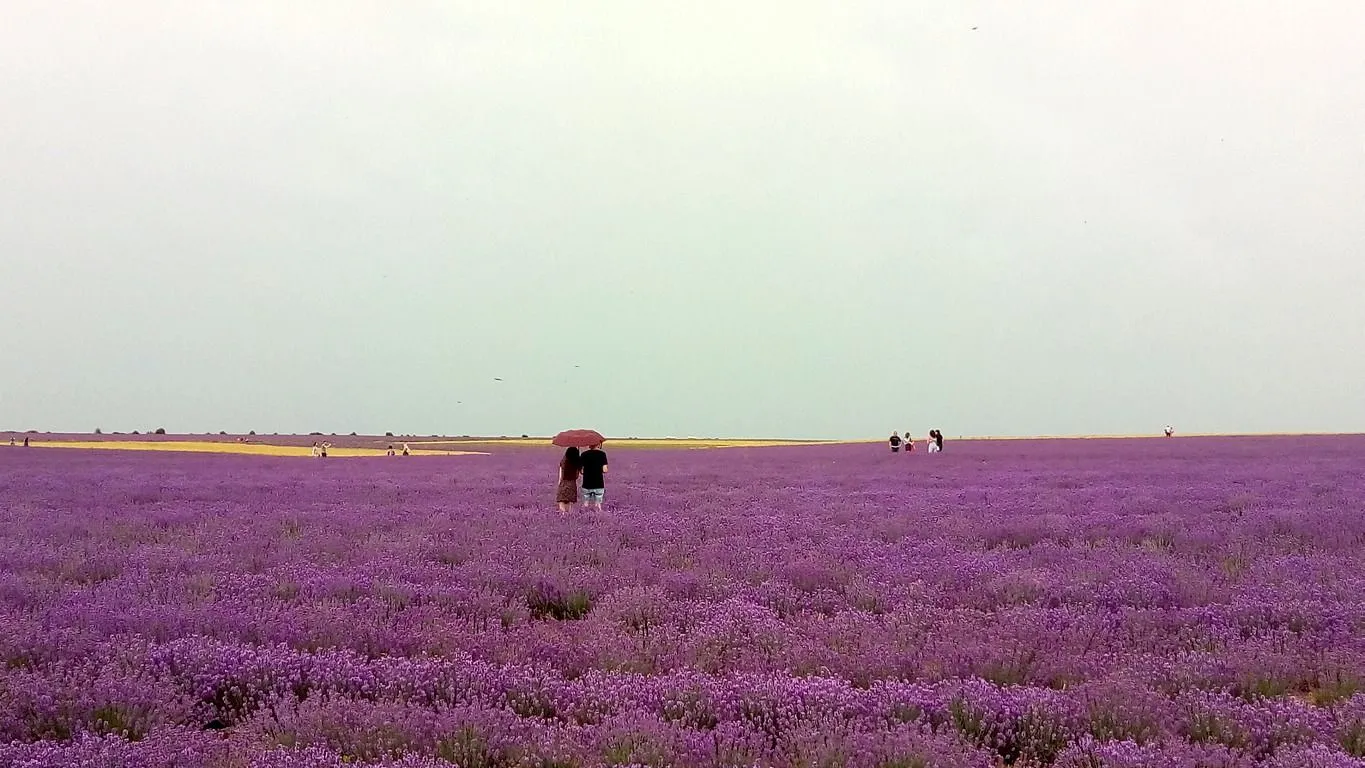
[
  {"left": 888, "top": 432, "right": 902, "bottom": 453},
  {"left": 579, "top": 443, "right": 608, "bottom": 510}
]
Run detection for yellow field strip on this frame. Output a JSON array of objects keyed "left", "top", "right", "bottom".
[
  {"left": 407, "top": 438, "right": 846, "bottom": 450},
  {"left": 28, "top": 441, "right": 487, "bottom": 458}
]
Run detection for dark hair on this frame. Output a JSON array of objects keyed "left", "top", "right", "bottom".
[{"left": 561, "top": 446, "right": 581, "bottom": 471}]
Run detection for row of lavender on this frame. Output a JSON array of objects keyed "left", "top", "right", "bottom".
[
  {"left": 2, "top": 437, "right": 1363, "bottom": 765},
  {"left": 4, "top": 635, "right": 1365, "bottom": 765}
]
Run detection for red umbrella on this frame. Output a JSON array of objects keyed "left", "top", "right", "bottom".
[{"left": 552, "top": 429, "right": 605, "bottom": 448}]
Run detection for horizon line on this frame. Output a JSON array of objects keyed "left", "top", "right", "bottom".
[{"left": 6, "top": 430, "right": 1365, "bottom": 442}]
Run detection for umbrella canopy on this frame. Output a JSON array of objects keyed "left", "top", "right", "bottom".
[{"left": 552, "top": 429, "right": 605, "bottom": 448}]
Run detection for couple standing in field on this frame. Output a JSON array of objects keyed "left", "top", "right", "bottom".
[{"left": 556, "top": 443, "right": 608, "bottom": 513}]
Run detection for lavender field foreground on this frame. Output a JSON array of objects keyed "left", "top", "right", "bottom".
[{"left": 2, "top": 438, "right": 1364, "bottom": 767}]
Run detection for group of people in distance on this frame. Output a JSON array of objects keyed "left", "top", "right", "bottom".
[
  {"left": 310, "top": 441, "right": 415, "bottom": 458},
  {"left": 308, "top": 441, "right": 412, "bottom": 458},
  {"left": 556, "top": 443, "right": 609, "bottom": 513},
  {"left": 7, "top": 436, "right": 30, "bottom": 447},
  {"left": 889, "top": 430, "right": 944, "bottom": 454}
]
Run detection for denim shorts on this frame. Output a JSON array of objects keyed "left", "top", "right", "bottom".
[{"left": 582, "top": 488, "right": 605, "bottom": 502}]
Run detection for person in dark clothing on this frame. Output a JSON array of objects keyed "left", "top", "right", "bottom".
[
  {"left": 579, "top": 443, "right": 608, "bottom": 511},
  {"left": 556, "top": 447, "right": 581, "bottom": 513},
  {"left": 888, "top": 432, "right": 902, "bottom": 453},
  {"left": 23, "top": 437, "right": 29, "bottom": 448}
]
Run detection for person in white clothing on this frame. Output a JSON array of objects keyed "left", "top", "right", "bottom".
[{"left": 310, "top": 442, "right": 321, "bottom": 458}]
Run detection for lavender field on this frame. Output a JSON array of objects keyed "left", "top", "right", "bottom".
[{"left": 2, "top": 437, "right": 1364, "bottom": 767}]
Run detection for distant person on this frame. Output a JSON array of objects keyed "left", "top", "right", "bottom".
[
  {"left": 7, "top": 437, "right": 14, "bottom": 446},
  {"left": 905, "top": 430, "right": 915, "bottom": 453},
  {"left": 23, "top": 436, "right": 30, "bottom": 448},
  {"left": 401, "top": 443, "right": 411, "bottom": 456},
  {"left": 386, "top": 445, "right": 396, "bottom": 456},
  {"left": 1164, "top": 425, "right": 1175, "bottom": 438},
  {"left": 311, "top": 442, "right": 321, "bottom": 458},
  {"left": 934, "top": 430, "right": 944, "bottom": 451},
  {"left": 320, "top": 442, "right": 330, "bottom": 458},
  {"left": 556, "top": 447, "right": 582, "bottom": 513},
  {"left": 889, "top": 431, "right": 902, "bottom": 453},
  {"left": 579, "top": 443, "right": 609, "bottom": 511},
  {"left": 927, "top": 430, "right": 942, "bottom": 453}
]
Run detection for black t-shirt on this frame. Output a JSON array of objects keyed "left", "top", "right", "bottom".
[
  {"left": 889, "top": 435, "right": 902, "bottom": 447},
  {"left": 580, "top": 449, "right": 608, "bottom": 489}
]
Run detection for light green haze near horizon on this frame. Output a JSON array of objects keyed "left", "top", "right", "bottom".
[{"left": 2, "top": 1, "right": 1363, "bottom": 440}]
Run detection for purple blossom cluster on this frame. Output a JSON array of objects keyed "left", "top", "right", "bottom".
[{"left": 1, "top": 435, "right": 1364, "bottom": 766}]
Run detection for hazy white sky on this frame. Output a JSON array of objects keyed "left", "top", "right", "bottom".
[{"left": 2, "top": 1, "right": 1363, "bottom": 439}]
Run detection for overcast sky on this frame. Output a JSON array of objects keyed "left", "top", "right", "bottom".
[{"left": 2, "top": 1, "right": 1363, "bottom": 439}]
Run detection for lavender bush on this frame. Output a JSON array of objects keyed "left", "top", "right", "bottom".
[{"left": 1, "top": 436, "right": 1363, "bottom": 766}]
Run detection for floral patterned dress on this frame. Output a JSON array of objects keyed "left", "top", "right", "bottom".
[{"left": 555, "top": 461, "right": 580, "bottom": 504}]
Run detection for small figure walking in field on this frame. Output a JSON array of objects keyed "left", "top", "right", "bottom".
[
  {"left": 7, "top": 437, "right": 14, "bottom": 446},
  {"left": 386, "top": 445, "right": 396, "bottom": 456},
  {"left": 1164, "top": 425, "right": 1175, "bottom": 438},
  {"left": 320, "top": 442, "right": 330, "bottom": 458},
  {"left": 889, "top": 431, "right": 902, "bottom": 453},
  {"left": 580, "top": 442, "right": 608, "bottom": 511},
  {"left": 23, "top": 436, "right": 30, "bottom": 448},
  {"left": 905, "top": 429, "right": 915, "bottom": 453},
  {"left": 311, "top": 442, "right": 321, "bottom": 458},
  {"left": 556, "top": 447, "right": 581, "bottom": 513},
  {"left": 401, "top": 443, "right": 411, "bottom": 457}
]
